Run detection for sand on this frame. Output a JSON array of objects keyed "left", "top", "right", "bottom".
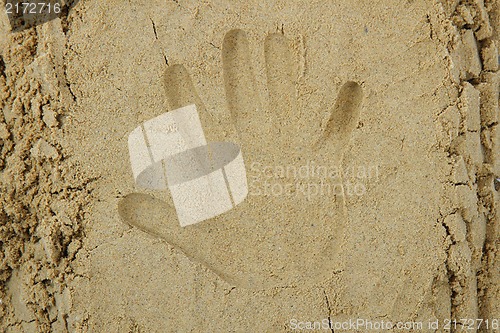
[{"left": 0, "top": 0, "right": 498, "bottom": 332}]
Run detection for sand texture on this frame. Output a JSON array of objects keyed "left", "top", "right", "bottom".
[{"left": 0, "top": 0, "right": 498, "bottom": 332}]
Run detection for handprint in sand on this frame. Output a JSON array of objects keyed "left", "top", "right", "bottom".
[{"left": 118, "top": 29, "right": 363, "bottom": 290}]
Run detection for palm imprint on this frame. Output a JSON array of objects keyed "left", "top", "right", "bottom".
[{"left": 118, "top": 29, "right": 363, "bottom": 289}]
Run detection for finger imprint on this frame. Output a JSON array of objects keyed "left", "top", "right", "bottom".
[
  {"left": 321, "top": 81, "right": 363, "bottom": 152},
  {"left": 222, "top": 29, "right": 258, "bottom": 125},
  {"left": 163, "top": 64, "right": 205, "bottom": 112},
  {"left": 264, "top": 33, "right": 297, "bottom": 125}
]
